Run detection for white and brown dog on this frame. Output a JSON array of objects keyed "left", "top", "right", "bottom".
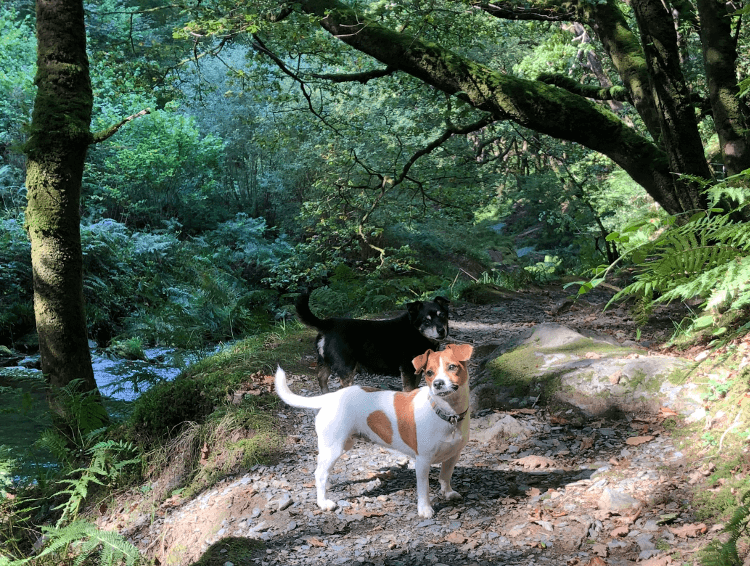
[{"left": 275, "top": 343, "right": 473, "bottom": 518}]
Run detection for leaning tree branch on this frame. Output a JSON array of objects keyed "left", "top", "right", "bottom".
[
  {"left": 536, "top": 73, "right": 630, "bottom": 102},
  {"left": 471, "top": 1, "right": 577, "bottom": 21},
  {"left": 394, "top": 113, "right": 497, "bottom": 186},
  {"left": 309, "top": 66, "right": 396, "bottom": 84},
  {"left": 91, "top": 109, "right": 151, "bottom": 144}
]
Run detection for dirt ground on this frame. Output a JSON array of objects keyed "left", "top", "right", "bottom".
[{"left": 96, "top": 285, "right": 724, "bottom": 566}]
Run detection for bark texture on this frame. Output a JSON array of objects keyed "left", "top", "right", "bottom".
[
  {"left": 696, "top": 0, "right": 750, "bottom": 179},
  {"left": 24, "top": 0, "right": 107, "bottom": 428}
]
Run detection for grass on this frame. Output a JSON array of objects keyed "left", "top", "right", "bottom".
[{"left": 123, "top": 321, "right": 317, "bottom": 505}]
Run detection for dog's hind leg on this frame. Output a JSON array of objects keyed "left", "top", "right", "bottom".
[
  {"left": 339, "top": 368, "right": 357, "bottom": 388},
  {"left": 314, "top": 438, "right": 345, "bottom": 512},
  {"left": 317, "top": 365, "right": 332, "bottom": 394}
]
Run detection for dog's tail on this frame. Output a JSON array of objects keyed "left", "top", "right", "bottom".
[
  {"left": 275, "top": 366, "right": 328, "bottom": 410},
  {"left": 295, "top": 293, "right": 332, "bottom": 331}
]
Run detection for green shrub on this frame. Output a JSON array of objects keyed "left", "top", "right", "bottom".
[
  {"left": 0, "top": 214, "right": 33, "bottom": 345},
  {"left": 128, "top": 377, "right": 214, "bottom": 440}
]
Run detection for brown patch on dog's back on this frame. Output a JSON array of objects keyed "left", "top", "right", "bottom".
[
  {"left": 360, "top": 386, "right": 379, "bottom": 392},
  {"left": 367, "top": 410, "right": 393, "bottom": 445},
  {"left": 393, "top": 389, "right": 420, "bottom": 454}
]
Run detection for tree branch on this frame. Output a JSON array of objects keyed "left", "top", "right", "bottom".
[
  {"left": 91, "top": 109, "right": 151, "bottom": 144},
  {"left": 309, "top": 66, "right": 396, "bottom": 83},
  {"left": 251, "top": 34, "right": 341, "bottom": 133},
  {"left": 537, "top": 73, "right": 629, "bottom": 102},
  {"left": 296, "top": 0, "right": 683, "bottom": 214},
  {"left": 471, "top": 1, "right": 576, "bottom": 21}
]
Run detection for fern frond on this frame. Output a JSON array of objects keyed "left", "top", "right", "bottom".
[{"left": 38, "top": 520, "right": 142, "bottom": 566}]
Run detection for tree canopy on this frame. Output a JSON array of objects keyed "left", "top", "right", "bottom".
[{"left": 178, "top": 0, "right": 749, "bottom": 218}]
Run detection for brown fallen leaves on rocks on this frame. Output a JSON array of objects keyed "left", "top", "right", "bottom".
[
  {"left": 515, "top": 455, "right": 555, "bottom": 469},
  {"left": 669, "top": 523, "right": 708, "bottom": 538},
  {"left": 625, "top": 435, "right": 654, "bottom": 446}
]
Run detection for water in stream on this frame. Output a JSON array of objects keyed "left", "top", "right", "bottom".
[{"left": 0, "top": 347, "right": 198, "bottom": 475}]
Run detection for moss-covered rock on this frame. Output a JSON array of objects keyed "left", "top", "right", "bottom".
[{"left": 470, "top": 323, "right": 700, "bottom": 416}]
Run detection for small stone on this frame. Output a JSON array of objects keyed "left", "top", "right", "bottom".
[{"left": 597, "top": 488, "right": 640, "bottom": 511}]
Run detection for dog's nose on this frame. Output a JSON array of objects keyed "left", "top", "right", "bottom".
[{"left": 433, "top": 378, "right": 447, "bottom": 391}]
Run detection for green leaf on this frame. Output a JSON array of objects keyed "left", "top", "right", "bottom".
[{"left": 693, "top": 315, "right": 715, "bottom": 329}]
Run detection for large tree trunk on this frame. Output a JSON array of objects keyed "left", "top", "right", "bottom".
[
  {"left": 696, "top": 0, "right": 750, "bottom": 180},
  {"left": 24, "top": 0, "right": 108, "bottom": 432},
  {"left": 630, "top": 0, "right": 710, "bottom": 212}
]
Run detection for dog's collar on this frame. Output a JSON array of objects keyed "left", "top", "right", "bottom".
[{"left": 428, "top": 394, "right": 468, "bottom": 426}]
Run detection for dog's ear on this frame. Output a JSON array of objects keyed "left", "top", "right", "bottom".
[
  {"left": 446, "top": 343, "right": 473, "bottom": 362},
  {"left": 434, "top": 296, "right": 450, "bottom": 309},
  {"left": 406, "top": 301, "right": 423, "bottom": 321},
  {"left": 412, "top": 349, "right": 433, "bottom": 372}
]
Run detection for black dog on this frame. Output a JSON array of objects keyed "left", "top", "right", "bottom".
[{"left": 295, "top": 293, "right": 450, "bottom": 392}]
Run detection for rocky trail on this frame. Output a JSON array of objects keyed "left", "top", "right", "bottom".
[{"left": 100, "top": 286, "right": 717, "bottom": 566}]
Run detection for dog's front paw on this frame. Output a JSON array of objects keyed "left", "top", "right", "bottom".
[
  {"left": 443, "top": 490, "right": 462, "bottom": 501},
  {"left": 318, "top": 498, "right": 337, "bottom": 512},
  {"left": 417, "top": 503, "right": 435, "bottom": 518}
]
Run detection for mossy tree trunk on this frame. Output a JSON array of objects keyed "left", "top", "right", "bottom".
[
  {"left": 24, "top": 0, "right": 108, "bottom": 432},
  {"left": 291, "top": 0, "right": 749, "bottom": 217},
  {"left": 696, "top": 0, "right": 750, "bottom": 180}
]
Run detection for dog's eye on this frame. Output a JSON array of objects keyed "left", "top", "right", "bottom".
[
  {"left": 448, "top": 364, "right": 458, "bottom": 371},
  {"left": 425, "top": 370, "right": 434, "bottom": 377}
]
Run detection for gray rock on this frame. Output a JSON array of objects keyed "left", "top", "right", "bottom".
[{"left": 597, "top": 488, "right": 641, "bottom": 511}]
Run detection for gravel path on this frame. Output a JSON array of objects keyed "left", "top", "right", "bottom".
[{"left": 107, "top": 289, "right": 709, "bottom": 566}]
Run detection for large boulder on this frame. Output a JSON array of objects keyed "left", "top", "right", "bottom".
[{"left": 470, "top": 323, "right": 701, "bottom": 416}]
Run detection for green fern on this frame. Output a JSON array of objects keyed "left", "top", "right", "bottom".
[
  {"left": 700, "top": 490, "right": 750, "bottom": 566},
  {"left": 33, "top": 520, "right": 142, "bottom": 566},
  {"left": 54, "top": 438, "right": 140, "bottom": 526},
  {"left": 609, "top": 208, "right": 750, "bottom": 321}
]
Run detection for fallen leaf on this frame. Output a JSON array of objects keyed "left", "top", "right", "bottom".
[
  {"left": 345, "top": 508, "right": 385, "bottom": 517},
  {"left": 610, "top": 526, "right": 628, "bottom": 537},
  {"left": 641, "top": 556, "right": 673, "bottom": 566},
  {"left": 608, "top": 370, "right": 622, "bottom": 385},
  {"left": 669, "top": 523, "right": 707, "bottom": 538},
  {"left": 199, "top": 442, "right": 210, "bottom": 466},
  {"left": 579, "top": 436, "right": 595, "bottom": 451},
  {"left": 550, "top": 414, "right": 568, "bottom": 424},
  {"left": 516, "top": 455, "right": 555, "bottom": 469},
  {"left": 659, "top": 406, "right": 678, "bottom": 418},
  {"left": 625, "top": 435, "right": 654, "bottom": 446},
  {"left": 590, "top": 549, "right": 607, "bottom": 561},
  {"left": 585, "top": 351, "right": 601, "bottom": 359},
  {"left": 526, "top": 487, "right": 541, "bottom": 498},
  {"left": 461, "top": 539, "right": 481, "bottom": 550},
  {"left": 445, "top": 532, "right": 468, "bottom": 544},
  {"left": 306, "top": 537, "right": 326, "bottom": 547}
]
